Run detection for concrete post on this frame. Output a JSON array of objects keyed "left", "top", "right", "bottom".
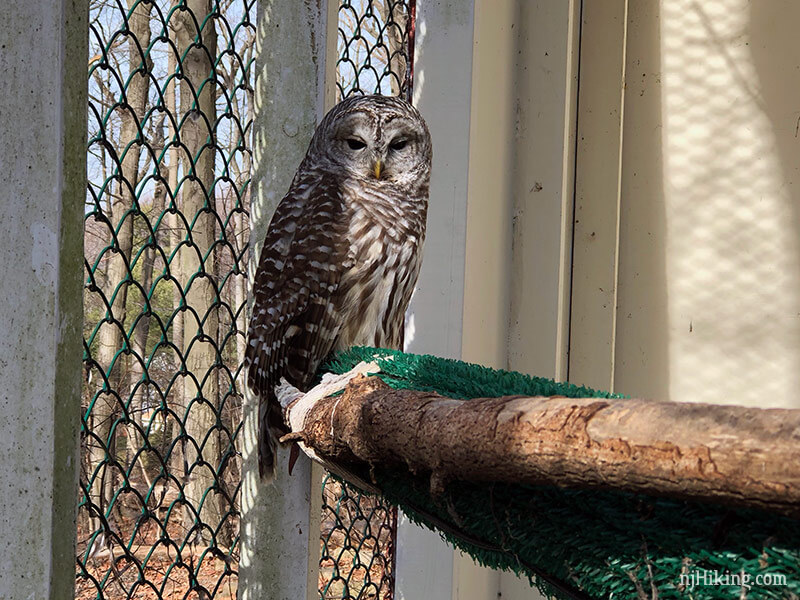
[
  {"left": 237, "top": 1, "right": 337, "bottom": 599},
  {"left": 0, "top": 1, "right": 87, "bottom": 599}
]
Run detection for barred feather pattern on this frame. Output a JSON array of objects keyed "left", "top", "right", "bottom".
[{"left": 246, "top": 95, "right": 432, "bottom": 478}]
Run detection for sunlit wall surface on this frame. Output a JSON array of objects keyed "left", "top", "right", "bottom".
[{"left": 615, "top": 0, "right": 800, "bottom": 408}]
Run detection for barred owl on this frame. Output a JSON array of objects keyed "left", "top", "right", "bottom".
[{"left": 246, "top": 95, "right": 432, "bottom": 479}]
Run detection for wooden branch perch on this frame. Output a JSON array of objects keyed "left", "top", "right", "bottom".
[{"left": 282, "top": 371, "right": 800, "bottom": 518}]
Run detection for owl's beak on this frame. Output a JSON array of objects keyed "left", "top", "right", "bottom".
[{"left": 372, "top": 160, "right": 383, "bottom": 179}]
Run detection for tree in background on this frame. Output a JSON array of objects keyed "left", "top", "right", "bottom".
[{"left": 80, "top": 0, "right": 253, "bottom": 590}]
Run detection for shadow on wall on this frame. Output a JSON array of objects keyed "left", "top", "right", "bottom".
[
  {"left": 618, "top": 0, "right": 800, "bottom": 408},
  {"left": 749, "top": 1, "right": 800, "bottom": 408},
  {"left": 661, "top": 0, "right": 800, "bottom": 408}
]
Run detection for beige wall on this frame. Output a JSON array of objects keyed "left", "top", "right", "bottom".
[
  {"left": 405, "top": 0, "right": 800, "bottom": 598},
  {"left": 460, "top": 0, "right": 579, "bottom": 599},
  {"left": 572, "top": 0, "right": 800, "bottom": 409},
  {"left": 458, "top": 0, "right": 800, "bottom": 596}
]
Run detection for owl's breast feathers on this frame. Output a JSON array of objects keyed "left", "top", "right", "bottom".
[{"left": 336, "top": 177, "right": 427, "bottom": 350}]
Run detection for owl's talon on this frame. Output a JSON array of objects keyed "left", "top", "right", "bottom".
[
  {"left": 280, "top": 431, "right": 307, "bottom": 444},
  {"left": 320, "top": 372, "right": 339, "bottom": 385},
  {"left": 275, "top": 377, "right": 303, "bottom": 410}
]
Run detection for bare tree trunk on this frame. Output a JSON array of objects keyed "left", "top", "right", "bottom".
[
  {"left": 164, "top": 21, "right": 187, "bottom": 482},
  {"left": 89, "top": 0, "right": 151, "bottom": 537},
  {"left": 175, "top": 0, "right": 228, "bottom": 546},
  {"left": 211, "top": 19, "right": 253, "bottom": 533},
  {"left": 233, "top": 209, "right": 247, "bottom": 375},
  {"left": 229, "top": 41, "right": 253, "bottom": 388},
  {"left": 127, "top": 119, "right": 168, "bottom": 492},
  {"left": 287, "top": 375, "right": 800, "bottom": 519},
  {"left": 129, "top": 122, "right": 167, "bottom": 404}
]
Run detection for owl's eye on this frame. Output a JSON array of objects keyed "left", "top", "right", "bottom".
[
  {"left": 389, "top": 139, "right": 408, "bottom": 151},
  {"left": 346, "top": 138, "right": 367, "bottom": 150}
]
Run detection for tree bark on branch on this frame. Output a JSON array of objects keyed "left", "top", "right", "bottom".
[{"left": 283, "top": 373, "right": 800, "bottom": 518}]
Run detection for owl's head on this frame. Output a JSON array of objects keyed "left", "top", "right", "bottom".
[{"left": 308, "top": 94, "right": 432, "bottom": 190}]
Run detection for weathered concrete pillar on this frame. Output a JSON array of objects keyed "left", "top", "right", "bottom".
[
  {"left": 0, "top": 1, "right": 87, "bottom": 599},
  {"left": 238, "top": 1, "right": 337, "bottom": 599}
]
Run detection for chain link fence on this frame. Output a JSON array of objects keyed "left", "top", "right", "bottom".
[
  {"left": 78, "top": 1, "right": 254, "bottom": 597},
  {"left": 336, "top": 0, "right": 415, "bottom": 101},
  {"left": 321, "top": 4, "right": 415, "bottom": 599},
  {"left": 78, "top": 1, "right": 414, "bottom": 599}
]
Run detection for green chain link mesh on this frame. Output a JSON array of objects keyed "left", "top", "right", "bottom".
[
  {"left": 336, "top": 0, "right": 415, "bottom": 102},
  {"left": 321, "top": 3, "right": 415, "bottom": 599},
  {"left": 78, "top": 1, "right": 414, "bottom": 599},
  {"left": 78, "top": 1, "right": 254, "bottom": 597}
]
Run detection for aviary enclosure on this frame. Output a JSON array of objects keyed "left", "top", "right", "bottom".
[{"left": 77, "top": 1, "right": 413, "bottom": 598}]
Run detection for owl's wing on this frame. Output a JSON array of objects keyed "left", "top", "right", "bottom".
[{"left": 246, "top": 173, "right": 350, "bottom": 478}]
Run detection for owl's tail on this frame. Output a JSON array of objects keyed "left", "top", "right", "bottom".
[{"left": 258, "top": 399, "right": 278, "bottom": 481}]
